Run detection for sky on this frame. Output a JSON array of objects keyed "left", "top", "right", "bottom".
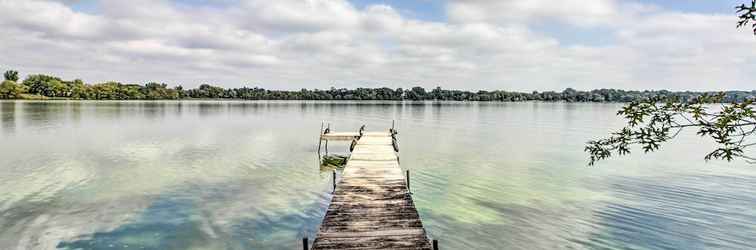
[{"left": 0, "top": 0, "right": 754, "bottom": 91}]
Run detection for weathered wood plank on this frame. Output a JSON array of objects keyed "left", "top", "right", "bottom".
[
  {"left": 317, "top": 229, "right": 428, "bottom": 238},
  {"left": 312, "top": 130, "right": 431, "bottom": 250},
  {"left": 321, "top": 132, "right": 360, "bottom": 141},
  {"left": 314, "top": 234, "right": 431, "bottom": 250}
]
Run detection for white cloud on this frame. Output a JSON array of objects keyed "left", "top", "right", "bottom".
[
  {"left": 0, "top": 0, "right": 107, "bottom": 39},
  {"left": 236, "top": 0, "right": 362, "bottom": 33},
  {"left": 447, "top": 0, "right": 621, "bottom": 27},
  {"left": 0, "top": 0, "right": 753, "bottom": 91}
]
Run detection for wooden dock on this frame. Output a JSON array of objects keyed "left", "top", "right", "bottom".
[{"left": 312, "top": 129, "right": 433, "bottom": 249}]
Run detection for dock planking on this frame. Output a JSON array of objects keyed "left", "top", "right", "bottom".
[
  {"left": 320, "top": 132, "right": 361, "bottom": 141},
  {"left": 312, "top": 131, "right": 432, "bottom": 250}
]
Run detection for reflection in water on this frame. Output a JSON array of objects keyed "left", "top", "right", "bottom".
[
  {"left": 197, "top": 102, "right": 227, "bottom": 117},
  {"left": 1, "top": 101, "right": 16, "bottom": 134},
  {"left": 56, "top": 185, "right": 327, "bottom": 250},
  {"left": 67, "top": 102, "right": 82, "bottom": 125},
  {"left": 0, "top": 101, "right": 754, "bottom": 250},
  {"left": 22, "top": 102, "right": 62, "bottom": 130},
  {"left": 587, "top": 175, "right": 756, "bottom": 250},
  {"left": 57, "top": 196, "right": 217, "bottom": 250},
  {"left": 141, "top": 102, "right": 168, "bottom": 120}
]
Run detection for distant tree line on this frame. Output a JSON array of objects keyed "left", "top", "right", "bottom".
[{"left": 1, "top": 71, "right": 755, "bottom": 103}]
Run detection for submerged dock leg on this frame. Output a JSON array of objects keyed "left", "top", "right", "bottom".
[
  {"left": 317, "top": 140, "right": 322, "bottom": 157},
  {"left": 303, "top": 237, "right": 309, "bottom": 250}
]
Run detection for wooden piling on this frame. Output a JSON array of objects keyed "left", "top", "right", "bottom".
[
  {"left": 331, "top": 170, "right": 336, "bottom": 193},
  {"left": 318, "top": 122, "right": 324, "bottom": 158}
]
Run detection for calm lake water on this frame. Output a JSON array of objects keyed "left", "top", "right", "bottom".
[{"left": 0, "top": 100, "right": 755, "bottom": 250}]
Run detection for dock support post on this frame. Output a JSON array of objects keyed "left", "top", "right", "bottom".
[
  {"left": 317, "top": 139, "right": 322, "bottom": 160},
  {"left": 432, "top": 239, "right": 438, "bottom": 250},
  {"left": 303, "top": 237, "right": 309, "bottom": 250},
  {"left": 406, "top": 170, "right": 411, "bottom": 194},
  {"left": 332, "top": 170, "right": 337, "bottom": 193},
  {"left": 317, "top": 122, "right": 324, "bottom": 159},
  {"left": 323, "top": 123, "right": 330, "bottom": 156}
]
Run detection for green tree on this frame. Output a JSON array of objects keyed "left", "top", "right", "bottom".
[
  {"left": 67, "top": 79, "right": 88, "bottom": 99},
  {"left": 0, "top": 80, "right": 25, "bottom": 99},
  {"left": 119, "top": 84, "right": 145, "bottom": 100},
  {"left": 4, "top": 70, "right": 19, "bottom": 82},
  {"left": 90, "top": 82, "right": 120, "bottom": 99},
  {"left": 22, "top": 74, "right": 61, "bottom": 96},
  {"left": 49, "top": 79, "right": 69, "bottom": 97},
  {"left": 189, "top": 84, "right": 225, "bottom": 98},
  {"left": 174, "top": 85, "right": 186, "bottom": 98},
  {"left": 405, "top": 87, "right": 427, "bottom": 101}
]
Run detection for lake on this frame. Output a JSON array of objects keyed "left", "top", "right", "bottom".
[{"left": 1, "top": 100, "right": 754, "bottom": 250}]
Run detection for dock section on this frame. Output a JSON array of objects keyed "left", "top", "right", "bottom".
[{"left": 312, "top": 130, "right": 432, "bottom": 249}]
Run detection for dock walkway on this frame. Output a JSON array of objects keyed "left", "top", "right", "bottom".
[{"left": 312, "top": 130, "right": 432, "bottom": 249}]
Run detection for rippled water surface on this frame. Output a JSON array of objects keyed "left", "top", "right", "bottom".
[{"left": 1, "top": 100, "right": 755, "bottom": 250}]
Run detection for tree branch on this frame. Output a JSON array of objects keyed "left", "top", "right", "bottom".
[{"left": 586, "top": 94, "right": 756, "bottom": 166}]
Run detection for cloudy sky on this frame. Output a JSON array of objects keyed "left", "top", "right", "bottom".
[{"left": 0, "top": 0, "right": 754, "bottom": 91}]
